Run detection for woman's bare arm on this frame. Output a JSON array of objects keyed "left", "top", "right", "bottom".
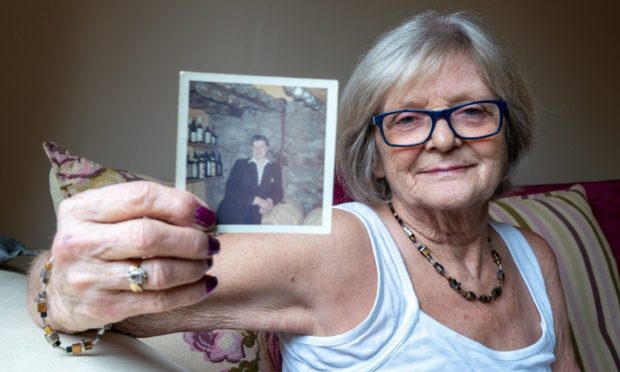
[
  {"left": 115, "top": 208, "right": 376, "bottom": 338},
  {"left": 521, "top": 229, "right": 581, "bottom": 371},
  {"left": 27, "top": 181, "right": 375, "bottom": 339}
]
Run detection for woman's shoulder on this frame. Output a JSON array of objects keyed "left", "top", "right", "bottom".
[
  {"left": 333, "top": 201, "right": 378, "bottom": 218},
  {"left": 513, "top": 227, "right": 578, "bottom": 368},
  {"left": 330, "top": 205, "right": 373, "bottom": 242},
  {"left": 514, "top": 227, "right": 558, "bottom": 281},
  {"left": 491, "top": 222, "right": 557, "bottom": 273},
  {"left": 304, "top": 205, "right": 377, "bottom": 335},
  {"left": 327, "top": 205, "right": 378, "bottom": 284}
]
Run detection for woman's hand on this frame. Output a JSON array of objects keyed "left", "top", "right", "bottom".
[{"left": 43, "top": 181, "right": 219, "bottom": 333}]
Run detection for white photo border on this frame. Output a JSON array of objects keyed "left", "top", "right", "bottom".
[{"left": 176, "top": 71, "right": 338, "bottom": 234}]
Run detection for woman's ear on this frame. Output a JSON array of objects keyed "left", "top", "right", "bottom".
[
  {"left": 372, "top": 153, "right": 385, "bottom": 178},
  {"left": 370, "top": 132, "right": 386, "bottom": 178}
]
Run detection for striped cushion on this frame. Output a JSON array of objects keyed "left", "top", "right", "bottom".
[{"left": 490, "top": 184, "right": 620, "bottom": 372}]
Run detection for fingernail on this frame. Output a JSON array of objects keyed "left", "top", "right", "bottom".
[
  {"left": 195, "top": 206, "right": 216, "bottom": 229},
  {"left": 208, "top": 235, "right": 220, "bottom": 255},
  {"left": 206, "top": 257, "right": 213, "bottom": 270},
  {"left": 205, "top": 275, "right": 218, "bottom": 294}
]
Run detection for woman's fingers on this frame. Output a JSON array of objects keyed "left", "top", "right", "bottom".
[
  {"left": 58, "top": 181, "right": 216, "bottom": 230},
  {"left": 106, "top": 257, "right": 213, "bottom": 291},
  {"left": 44, "top": 181, "right": 223, "bottom": 331},
  {"left": 55, "top": 275, "right": 218, "bottom": 330},
  {"left": 108, "top": 276, "right": 218, "bottom": 321},
  {"left": 61, "top": 217, "right": 221, "bottom": 261}
]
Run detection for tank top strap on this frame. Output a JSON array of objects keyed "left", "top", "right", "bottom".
[{"left": 489, "top": 221, "right": 556, "bottom": 344}]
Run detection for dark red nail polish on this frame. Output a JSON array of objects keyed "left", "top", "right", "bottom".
[
  {"left": 208, "top": 235, "right": 220, "bottom": 255},
  {"left": 195, "top": 206, "right": 216, "bottom": 229},
  {"left": 205, "top": 275, "right": 218, "bottom": 294}
]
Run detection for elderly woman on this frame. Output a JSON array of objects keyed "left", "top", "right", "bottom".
[{"left": 28, "top": 11, "right": 578, "bottom": 371}]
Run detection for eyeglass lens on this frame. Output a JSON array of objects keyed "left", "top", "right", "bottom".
[{"left": 381, "top": 101, "right": 501, "bottom": 146}]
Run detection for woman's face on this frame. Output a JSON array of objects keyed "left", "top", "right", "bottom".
[{"left": 374, "top": 56, "right": 506, "bottom": 210}]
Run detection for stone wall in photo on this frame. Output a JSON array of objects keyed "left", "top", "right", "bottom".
[{"left": 204, "top": 100, "right": 326, "bottom": 217}]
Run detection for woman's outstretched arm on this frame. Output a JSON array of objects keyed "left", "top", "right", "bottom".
[{"left": 27, "top": 181, "right": 376, "bottom": 339}]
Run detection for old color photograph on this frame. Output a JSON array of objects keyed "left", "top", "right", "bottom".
[{"left": 176, "top": 72, "right": 337, "bottom": 233}]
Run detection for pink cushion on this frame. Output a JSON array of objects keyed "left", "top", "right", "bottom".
[{"left": 333, "top": 174, "right": 351, "bottom": 205}]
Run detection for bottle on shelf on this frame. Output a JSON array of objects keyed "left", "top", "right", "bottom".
[
  {"left": 205, "top": 152, "right": 211, "bottom": 177},
  {"left": 211, "top": 126, "right": 218, "bottom": 145},
  {"left": 187, "top": 114, "right": 223, "bottom": 180},
  {"left": 186, "top": 152, "right": 193, "bottom": 179},
  {"left": 204, "top": 123, "right": 212, "bottom": 145},
  {"left": 199, "top": 152, "right": 209, "bottom": 178},
  {"left": 206, "top": 152, "right": 212, "bottom": 178},
  {"left": 187, "top": 150, "right": 223, "bottom": 180},
  {"left": 209, "top": 151, "right": 216, "bottom": 177},
  {"left": 192, "top": 151, "right": 200, "bottom": 178},
  {"left": 216, "top": 152, "right": 223, "bottom": 176},
  {"left": 189, "top": 117, "right": 197, "bottom": 143},
  {"left": 196, "top": 117, "right": 204, "bottom": 144}
]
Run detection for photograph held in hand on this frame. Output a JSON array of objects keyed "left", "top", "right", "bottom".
[{"left": 176, "top": 72, "right": 338, "bottom": 234}]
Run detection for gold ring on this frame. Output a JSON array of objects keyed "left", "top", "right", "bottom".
[{"left": 128, "top": 259, "right": 147, "bottom": 293}]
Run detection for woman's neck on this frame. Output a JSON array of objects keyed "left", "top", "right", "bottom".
[{"left": 389, "top": 198, "right": 490, "bottom": 266}]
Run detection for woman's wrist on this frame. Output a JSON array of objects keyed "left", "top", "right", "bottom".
[
  {"left": 26, "top": 251, "right": 52, "bottom": 328},
  {"left": 31, "top": 255, "right": 112, "bottom": 354}
]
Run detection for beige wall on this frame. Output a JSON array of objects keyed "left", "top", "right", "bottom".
[{"left": 2, "top": 0, "right": 619, "bottom": 252}]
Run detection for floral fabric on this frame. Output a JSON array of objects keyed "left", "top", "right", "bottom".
[{"left": 182, "top": 330, "right": 281, "bottom": 371}]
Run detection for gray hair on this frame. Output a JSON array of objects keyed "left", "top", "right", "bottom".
[{"left": 336, "top": 11, "right": 534, "bottom": 205}]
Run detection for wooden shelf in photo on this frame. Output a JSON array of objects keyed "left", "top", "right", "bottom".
[
  {"left": 188, "top": 142, "right": 217, "bottom": 148},
  {"left": 187, "top": 177, "right": 221, "bottom": 183}
]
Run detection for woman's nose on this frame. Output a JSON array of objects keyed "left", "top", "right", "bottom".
[{"left": 424, "top": 119, "right": 462, "bottom": 152}]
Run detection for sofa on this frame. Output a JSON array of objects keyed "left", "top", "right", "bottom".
[{"left": 1, "top": 143, "right": 618, "bottom": 371}]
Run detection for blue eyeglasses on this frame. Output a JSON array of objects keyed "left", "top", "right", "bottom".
[{"left": 371, "top": 99, "right": 507, "bottom": 147}]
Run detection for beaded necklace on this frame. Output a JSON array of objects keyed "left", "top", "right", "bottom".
[{"left": 388, "top": 202, "right": 505, "bottom": 303}]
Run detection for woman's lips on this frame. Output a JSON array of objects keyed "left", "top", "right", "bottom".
[{"left": 419, "top": 164, "right": 475, "bottom": 174}]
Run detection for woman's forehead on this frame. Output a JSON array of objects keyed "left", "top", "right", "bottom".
[{"left": 383, "top": 54, "right": 493, "bottom": 110}]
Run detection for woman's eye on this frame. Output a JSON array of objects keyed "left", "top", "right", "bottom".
[
  {"left": 462, "top": 107, "right": 484, "bottom": 116},
  {"left": 393, "top": 113, "right": 421, "bottom": 125}
]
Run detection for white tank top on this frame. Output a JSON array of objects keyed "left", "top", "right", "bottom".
[{"left": 279, "top": 202, "right": 556, "bottom": 371}]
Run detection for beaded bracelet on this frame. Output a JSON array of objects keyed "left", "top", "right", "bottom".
[{"left": 34, "top": 256, "right": 112, "bottom": 355}]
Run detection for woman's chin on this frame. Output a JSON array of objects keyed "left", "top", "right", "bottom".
[{"left": 412, "top": 186, "right": 491, "bottom": 211}]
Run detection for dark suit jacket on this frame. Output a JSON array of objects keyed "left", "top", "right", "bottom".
[{"left": 216, "top": 158, "right": 283, "bottom": 224}]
